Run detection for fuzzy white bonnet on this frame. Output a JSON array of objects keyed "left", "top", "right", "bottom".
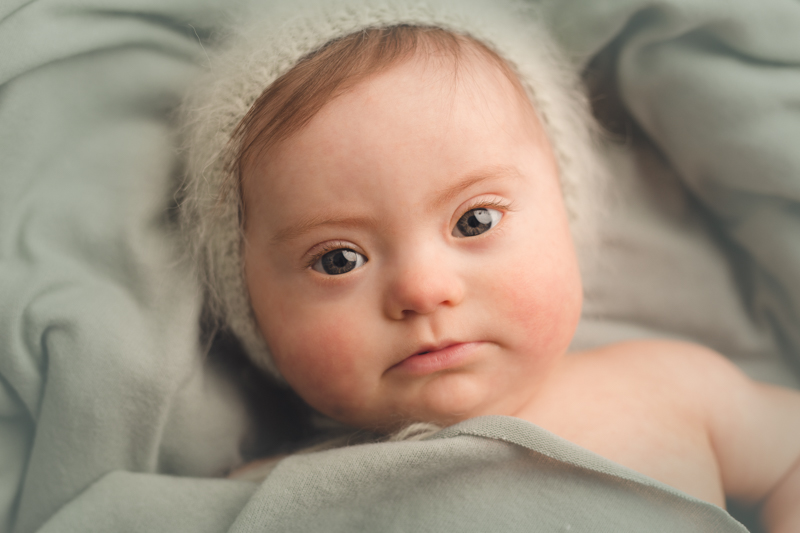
[{"left": 179, "top": 0, "right": 605, "bottom": 380}]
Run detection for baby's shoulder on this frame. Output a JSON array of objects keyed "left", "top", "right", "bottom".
[
  {"left": 571, "top": 338, "right": 747, "bottom": 399},
  {"left": 560, "top": 339, "right": 800, "bottom": 514},
  {"left": 582, "top": 340, "right": 800, "bottom": 518},
  {"left": 563, "top": 338, "right": 760, "bottom": 429}
]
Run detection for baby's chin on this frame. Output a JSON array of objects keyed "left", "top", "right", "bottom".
[{"left": 327, "top": 372, "right": 526, "bottom": 433}]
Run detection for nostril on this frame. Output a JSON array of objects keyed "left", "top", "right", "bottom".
[{"left": 386, "top": 264, "right": 465, "bottom": 320}]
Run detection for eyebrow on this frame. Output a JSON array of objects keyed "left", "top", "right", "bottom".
[
  {"left": 270, "top": 214, "right": 380, "bottom": 245},
  {"left": 270, "top": 165, "right": 521, "bottom": 245},
  {"left": 430, "top": 165, "right": 521, "bottom": 210}
]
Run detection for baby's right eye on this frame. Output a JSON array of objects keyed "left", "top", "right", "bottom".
[
  {"left": 311, "top": 248, "right": 367, "bottom": 275},
  {"left": 452, "top": 207, "right": 503, "bottom": 238}
]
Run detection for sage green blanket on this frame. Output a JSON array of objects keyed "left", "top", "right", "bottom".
[{"left": 2, "top": 0, "right": 799, "bottom": 531}]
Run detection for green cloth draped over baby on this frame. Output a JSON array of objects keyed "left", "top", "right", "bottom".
[{"left": 1, "top": 0, "right": 799, "bottom": 532}]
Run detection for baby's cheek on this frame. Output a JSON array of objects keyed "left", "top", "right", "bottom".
[
  {"left": 493, "top": 260, "right": 581, "bottom": 355},
  {"left": 299, "top": 318, "right": 361, "bottom": 372},
  {"left": 272, "top": 312, "right": 370, "bottom": 411}
]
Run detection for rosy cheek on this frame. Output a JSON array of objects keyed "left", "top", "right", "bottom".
[
  {"left": 493, "top": 258, "right": 581, "bottom": 357},
  {"left": 271, "top": 312, "right": 368, "bottom": 412}
]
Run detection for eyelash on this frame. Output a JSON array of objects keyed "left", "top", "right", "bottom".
[
  {"left": 303, "top": 199, "right": 515, "bottom": 269},
  {"left": 459, "top": 198, "right": 515, "bottom": 219},
  {"left": 305, "top": 240, "right": 360, "bottom": 270}
]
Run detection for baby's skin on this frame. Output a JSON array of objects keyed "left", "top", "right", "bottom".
[{"left": 237, "top": 47, "right": 800, "bottom": 530}]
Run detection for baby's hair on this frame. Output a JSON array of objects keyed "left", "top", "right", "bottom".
[{"left": 230, "top": 25, "right": 530, "bottom": 200}]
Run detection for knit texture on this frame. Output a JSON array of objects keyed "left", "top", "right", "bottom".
[{"left": 179, "top": 0, "right": 606, "bottom": 378}]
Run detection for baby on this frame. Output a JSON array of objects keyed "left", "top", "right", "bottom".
[{"left": 180, "top": 2, "right": 800, "bottom": 531}]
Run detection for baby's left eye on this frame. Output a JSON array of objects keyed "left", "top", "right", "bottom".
[
  {"left": 452, "top": 208, "right": 503, "bottom": 237},
  {"left": 311, "top": 248, "right": 367, "bottom": 275}
]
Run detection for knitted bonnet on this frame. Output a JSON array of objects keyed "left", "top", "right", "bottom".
[{"left": 179, "top": 0, "right": 604, "bottom": 379}]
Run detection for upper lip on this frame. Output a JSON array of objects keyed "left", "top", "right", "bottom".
[{"left": 413, "top": 340, "right": 460, "bottom": 356}]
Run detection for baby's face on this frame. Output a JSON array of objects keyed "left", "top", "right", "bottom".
[{"left": 242, "top": 51, "right": 582, "bottom": 430}]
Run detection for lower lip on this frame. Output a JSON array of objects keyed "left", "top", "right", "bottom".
[{"left": 393, "top": 342, "right": 481, "bottom": 376}]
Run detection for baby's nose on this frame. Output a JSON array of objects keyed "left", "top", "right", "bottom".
[{"left": 382, "top": 246, "right": 465, "bottom": 320}]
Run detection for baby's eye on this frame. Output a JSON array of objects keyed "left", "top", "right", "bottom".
[
  {"left": 312, "top": 248, "right": 367, "bottom": 275},
  {"left": 452, "top": 208, "right": 503, "bottom": 237}
]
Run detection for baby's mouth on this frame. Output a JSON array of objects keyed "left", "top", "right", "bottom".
[
  {"left": 412, "top": 341, "right": 456, "bottom": 357},
  {"left": 392, "top": 341, "right": 481, "bottom": 376}
]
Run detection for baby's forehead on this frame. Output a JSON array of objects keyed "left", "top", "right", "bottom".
[
  {"left": 241, "top": 45, "right": 550, "bottom": 214},
  {"left": 244, "top": 57, "right": 553, "bottom": 226},
  {"left": 352, "top": 38, "right": 540, "bottom": 138},
  {"left": 378, "top": 42, "right": 536, "bottom": 116},
  {"left": 236, "top": 27, "right": 539, "bottom": 179},
  {"left": 251, "top": 53, "right": 544, "bottom": 174}
]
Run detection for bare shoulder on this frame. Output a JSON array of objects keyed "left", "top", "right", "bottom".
[
  {"left": 554, "top": 339, "right": 748, "bottom": 452},
  {"left": 581, "top": 339, "right": 800, "bottom": 516},
  {"left": 572, "top": 339, "right": 749, "bottom": 397},
  {"left": 590, "top": 337, "right": 738, "bottom": 366}
]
